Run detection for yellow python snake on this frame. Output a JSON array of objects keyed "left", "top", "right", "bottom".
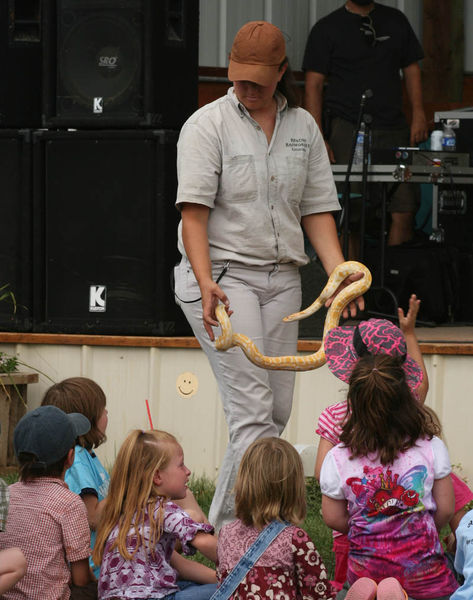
[{"left": 215, "top": 261, "right": 372, "bottom": 371}]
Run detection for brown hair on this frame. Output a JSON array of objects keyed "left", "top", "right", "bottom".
[
  {"left": 93, "top": 429, "right": 178, "bottom": 565},
  {"left": 41, "top": 377, "right": 106, "bottom": 450},
  {"left": 340, "top": 354, "right": 440, "bottom": 465},
  {"left": 277, "top": 58, "right": 300, "bottom": 108},
  {"left": 18, "top": 451, "right": 70, "bottom": 481},
  {"left": 235, "top": 437, "right": 306, "bottom": 529}
]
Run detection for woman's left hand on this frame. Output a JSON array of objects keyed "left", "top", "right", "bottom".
[{"left": 324, "top": 271, "right": 365, "bottom": 319}]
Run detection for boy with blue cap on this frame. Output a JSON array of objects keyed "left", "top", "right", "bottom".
[{"left": 0, "top": 405, "right": 94, "bottom": 599}]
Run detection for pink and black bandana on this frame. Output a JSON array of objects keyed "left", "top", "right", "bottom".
[{"left": 324, "top": 318, "right": 423, "bottom": 391}]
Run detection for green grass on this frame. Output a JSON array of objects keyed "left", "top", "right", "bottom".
[
  {"left": 188, "top": 475, "right": 335, "bottom": 577},
  {"left": 1, "top": 471, "right": 20, "bottom": 485}
]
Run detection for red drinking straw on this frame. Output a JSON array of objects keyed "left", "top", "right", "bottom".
[{"left": 145, "top": 399, "right": 154, "bottom": 429}]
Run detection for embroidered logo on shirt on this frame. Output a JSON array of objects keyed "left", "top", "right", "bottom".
[{"left": 285, "top": 138, "right": 309, "bottom": 152}]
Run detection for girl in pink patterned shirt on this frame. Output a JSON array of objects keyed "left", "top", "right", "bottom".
[
  {"left": 315, "top": 296, "right": 473, "bottom": 592},
  {"left": 320, "top": 349, "right": 459, "bottom": 599}
]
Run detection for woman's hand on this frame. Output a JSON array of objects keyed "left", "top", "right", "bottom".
[
  {"left": 181, "top": 203, "right": 233, "bottom": 340},
  {"left": 302, "top": 214, "right": 365, "bottom": 319},
  {"left": 199, "top": 278, "right": 232, "bottom": 341},
  {"left": 324, "top": 271, "right": 365, "bottom": 319}
]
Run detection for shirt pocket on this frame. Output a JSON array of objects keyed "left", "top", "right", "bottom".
[
  {"left": 221, "top": 155, "right": 258, "bottom": 202},
  {"left": 286, "top": 155, "right": 308, "bottom": 204}
]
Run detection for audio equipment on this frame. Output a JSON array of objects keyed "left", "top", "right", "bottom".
[
  {"left": 32, "top": 128, "right": 192, "bottom": 335},
  {"left": 42, "top": 0, "right": 199, "bottom": 129}
]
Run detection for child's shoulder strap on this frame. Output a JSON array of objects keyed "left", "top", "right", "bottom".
[{"left": 210, "top": 520, "right": 290, "bottom": 600}]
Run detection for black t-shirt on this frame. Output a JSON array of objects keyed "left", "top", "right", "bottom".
[{"left": 302, "top": 4, "right": 424, "bottom": 128}]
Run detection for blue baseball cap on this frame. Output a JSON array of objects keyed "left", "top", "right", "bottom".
[{"left": 14, "top": 405, "right": 90, "bottom": 466}]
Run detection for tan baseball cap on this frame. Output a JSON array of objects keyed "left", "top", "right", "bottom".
[{"left": 228, "top": 21, "right": 286, "bottom": 86}]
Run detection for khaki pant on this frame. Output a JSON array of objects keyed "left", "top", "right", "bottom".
[{"left": 174, "top": 257, "right": 301, "bottom": 530}]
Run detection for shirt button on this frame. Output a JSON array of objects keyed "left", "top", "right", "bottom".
[
  {"left": 256, "top": 125, "right": 261, "bottom": 130},
  {"left": 271, "top": 205, "right": 274, "bottom": 209},
  {"left": 270, "top": 176, "right": 275, "bottom": 181}
]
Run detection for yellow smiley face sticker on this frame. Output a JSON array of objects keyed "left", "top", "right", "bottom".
[{"left": 176, "top": 372, "right": 199, "bottom": 398}]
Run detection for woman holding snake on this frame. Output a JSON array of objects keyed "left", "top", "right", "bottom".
[{"left": 174, "top": 21, "right": 364, "bottom": 530}]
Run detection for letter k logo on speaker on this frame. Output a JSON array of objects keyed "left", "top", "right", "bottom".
[
  {"left": 89, "top": 286, "right": 107, "bottom": 312},
  {"left": 93, "top": 97, "right": 103, "bottom": 113}
]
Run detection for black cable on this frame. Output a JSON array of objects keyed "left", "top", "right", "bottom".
[{"left": 171, "top": 261, "right": 230, "bottom": 304}]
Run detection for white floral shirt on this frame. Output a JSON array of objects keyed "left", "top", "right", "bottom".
[{"left": 98, "top": 500, "right": 214, "bottom": 599}]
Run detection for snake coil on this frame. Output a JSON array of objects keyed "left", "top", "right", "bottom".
[{"left": 214, "top": 261, "right": 372, "bottom": 372}]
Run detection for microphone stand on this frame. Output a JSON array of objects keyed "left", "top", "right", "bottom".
[
  {"left": 339, "top": 89, "right": 373, "bottom": 258},
  {"left": 359, "top": 113, "right": 372, "bottom": 263}
]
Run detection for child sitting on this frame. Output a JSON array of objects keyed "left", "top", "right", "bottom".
[
  {"left": 93, "top": 429, "right": 217, "bottom": 600},
  {"left": 319, "top": 351, "right": 459, "bottom": 599},
  {"left": 0, "top": 405, "right": 93, "bottom": 599},
  {"left": 450, "top": 507, "right": 473, "bottom": 599},
  {"left": 315, "top": 296, "right": 473, "bottom": 590},
  {"left": 216, "top": 437, "right": 334, "bottom": 599},
  {"left": 42, "top": 377, "right": 110, "bottom": 579}
]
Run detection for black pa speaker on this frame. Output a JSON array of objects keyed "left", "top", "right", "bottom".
[
  {"left": 0, "top": 1, "right": 42, "bottom": 128},
  {"left": 0, "top": 130, "right": 33, "bottom": 331},
  {"left": 42, "top": 0, "right": 199, "bottom": 129},
  {"left": 32, "top": 129, "right": 191, "bottom": 335}
]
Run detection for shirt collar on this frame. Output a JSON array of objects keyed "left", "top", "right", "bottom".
[
  {"left": 228, "top": 87, "right": 288, "bottom": 118},
  {"left": 22, "top": 477, "right": 68, "bottom": 488}
]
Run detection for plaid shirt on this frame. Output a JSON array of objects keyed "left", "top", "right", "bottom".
[
  {"left": 0, "top": 478, "right": 9, "bottom": 531},
  {"left": 0, "top": 477, "right": 90, "bottom": 600}
]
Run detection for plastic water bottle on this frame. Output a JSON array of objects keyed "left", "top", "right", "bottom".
[
  {"left": 430, "top": 129, "right": 443, "bottom": 151},
  {"left": 441, "top": 123, "right": 456, "bottom": 152},
  {"left": 353, "top": 123, "right": 365, "bottom": 165}
]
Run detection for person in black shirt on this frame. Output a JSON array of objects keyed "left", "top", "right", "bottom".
[{"left": 303, "top": 0, "right": 428, "bottom": 252}]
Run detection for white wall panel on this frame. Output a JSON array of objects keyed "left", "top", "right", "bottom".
[
  {"left": 1, "top": 342, "right": 472, "bottom": 488},
  {"left": 199, "top": 0, "right": 222, "bottom": 66}
]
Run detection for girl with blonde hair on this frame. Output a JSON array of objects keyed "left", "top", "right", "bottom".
[
  {"left": 216, "top": 436, "right": 375, "bottom": 599},
  {"left": 93, "top": 429, "right": 217, "bottom": 600}
]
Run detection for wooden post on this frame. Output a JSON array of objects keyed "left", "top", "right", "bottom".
[
  {"left": 0, "top": 373, "right": 39, "bottom": 466},
  {"left": 423, "top": 0, "right": 464, "bottom": 103}
]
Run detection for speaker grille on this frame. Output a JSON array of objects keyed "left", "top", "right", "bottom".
[
  {"left": 42, "top": 0, "right": 199, "bottom": 128},
  {"left": 57, "top": 9, "right": 143, "bottom": 116}
]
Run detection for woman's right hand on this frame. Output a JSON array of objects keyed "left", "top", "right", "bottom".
[
  {"left": 200, "top": 278, "right": 232, "bottom": 341},
  {"left": 181, "top": 203, "right": 232, "bottom": 341}
]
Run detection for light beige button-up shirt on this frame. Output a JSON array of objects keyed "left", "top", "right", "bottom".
[{"left": 176, "top": 88, "right": 340, "bottom": 267}]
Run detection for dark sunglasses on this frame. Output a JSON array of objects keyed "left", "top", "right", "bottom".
[{"left": 360, "top": 15, "right": 377, "bottom": 47}]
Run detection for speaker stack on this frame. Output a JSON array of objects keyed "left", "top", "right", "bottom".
[{"left": 0, "top": 0, "right": 198, "bottom": 335}]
